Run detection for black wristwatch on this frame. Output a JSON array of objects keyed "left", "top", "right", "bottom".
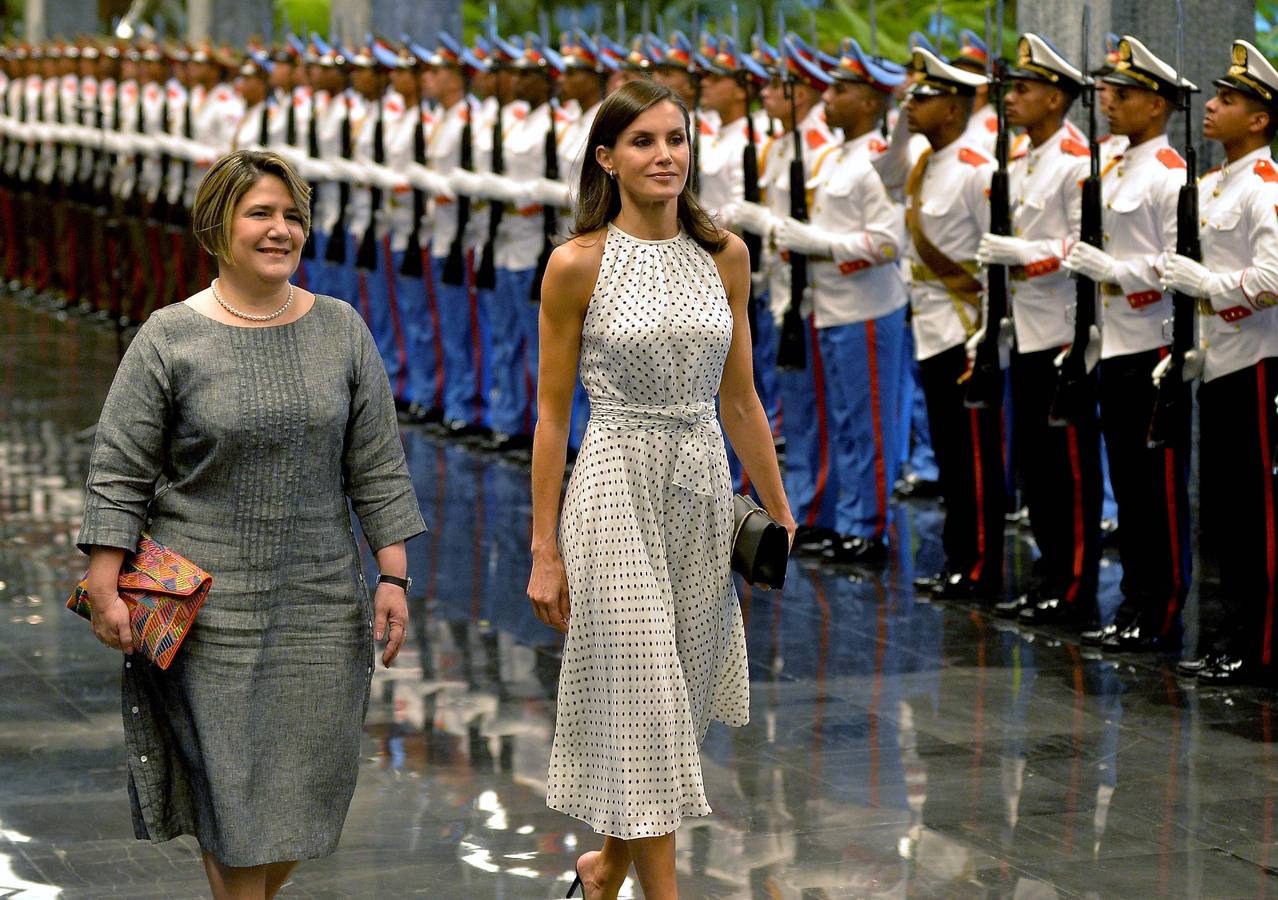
[{"left": 377, "top": 574, "right": 412, "bottom": 593}]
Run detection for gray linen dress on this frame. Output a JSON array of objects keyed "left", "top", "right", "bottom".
[{"left": 76, "top": 295, "right": 426, "bottom": 867}]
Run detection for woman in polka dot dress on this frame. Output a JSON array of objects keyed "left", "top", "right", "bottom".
[{"left": 527, "top": 80, "right": 795, "bottom": 899}]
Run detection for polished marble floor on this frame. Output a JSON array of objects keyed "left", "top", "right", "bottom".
[{"left": 3, "top": 294, "right": 1278, "bottom": 898}]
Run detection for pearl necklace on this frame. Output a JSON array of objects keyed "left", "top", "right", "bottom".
[{"left": 211, "top": 279, "right": 294, "bottom": 322}]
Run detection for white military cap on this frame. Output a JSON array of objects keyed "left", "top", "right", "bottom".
[
  {"left": 1102, "top": 35, "right": 1196, "bottom": 100},
  {"left": 1007, "top": 33, "right": 1086, "bottom": 91},
  {"left": 1214, "top": 39, "right": 1278, "bottom": 109},
  {"left": 908, "top": 46, "right": 988, "bottom": 97}
]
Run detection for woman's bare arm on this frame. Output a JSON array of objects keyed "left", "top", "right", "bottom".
[
  {"left": 526, "top": 234, "right": 603, "bottom": 632},
  {"left": 714, "top": 233, "right": 796, "bottom": 537}
]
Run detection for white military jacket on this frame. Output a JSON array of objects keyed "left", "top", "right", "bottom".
[
  {"left": 1006, "top": 121, "right": 1089, "bottom": 353},
  {"left": 759, "top": 103, "right": 838, "bottom": 323},
  {"left": 312, "top": 89, "right": 345, "bottom": 234},
  {"left": 806, "top": 128, "right": 907, "bottom": 328},
  {"left": 698, "top": 113, "right": 750, "bottom": 223},
  {"left": 57, "top": 72, "right": 79, "bottom": 184},
  {"left": 1097, "top": 133, "right": 1181, "bottom": 359},
  {"left": 138, "top": 79, "right": 169, "bottom": 200},
  {"left": 961, "top": 102, "right": 998, "bottom": 156},
  {"left": 426, "top": 97, "right": 473, "bottom": 256},
  {"left": 492, "top": 100, "right": 555, "bottom": 271},
  {"left": 1195, "top": 146, "right": 1278, "bottom": 382},
  {"left": 905, "top": 138, "right": 994, "bottom": 360}
]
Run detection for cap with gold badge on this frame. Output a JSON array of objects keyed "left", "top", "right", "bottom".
[
  {"left": 1214, "top": 40, "right": 1278, "bottom": 110},
  {"left": 1101, "top": 35, "right": 1195, "bottom": 101},
  {"left": 908, "top": 46, "right": 988, "bottom": 98},
  {"left": 1006, "top": 33, "right": 1086, "bottom": 94}
]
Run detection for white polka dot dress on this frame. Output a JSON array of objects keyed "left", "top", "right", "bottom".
[{"left": 547, "top": 223, "right": 750, "bottom": 839}]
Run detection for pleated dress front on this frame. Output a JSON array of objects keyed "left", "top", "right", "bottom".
[
  {"left": 547, "top": 223, "right": 750, "bottom": 839},
  {"left": 77, "top": 296, "right": 426, "bottom": 867}
]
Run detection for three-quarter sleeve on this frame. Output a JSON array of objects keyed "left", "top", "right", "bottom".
[
  {"left": 342, "top": 310, "right": 427, "bottom": 551},
  {"left": 77, "top": 317, "right": 172, "bottom": 554}
]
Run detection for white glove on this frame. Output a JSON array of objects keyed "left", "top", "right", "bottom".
[
  {"left": 965, "top": 324, "right": 986, "bottom": 364},
  {"left": 531, "top": 176, "right": 571, "bottom": 208},
  {"left": 732, "top": 200, "right": 778, "bottom": 238},
  {"left": 1151, "top": 352, "right": 1200, "bottom": 385},
  {"left": 773, "top": 217, "right": 834, "bottom": 256},
  {"left": 1160, "top": 253, "right": 1214, "bottom": 299},
  {"left": 1052, "top": 324, "right": 1102, "bottom": 374},
  {"left": 447, "top": 167, "right": 486, "bottom": 199},
  {"left": 1063, "top": 242, "right": 1119, "bottom": 284},
  {"left": 1182, "top": 348, "right": 1204, "bottom": 382},
  {"left": 406, "top": 162, "right": 456, "bottom": 200},
  {"left": 367, "top": 161, "right": 407, "bottom": 192},
  {"left": 976, "top": 233, "right": 1038, "bottom": 267}
]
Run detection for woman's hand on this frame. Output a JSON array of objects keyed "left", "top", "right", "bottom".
[
  {"left": 89, "top": 591, "right": 134, "bottom": 655},
  {"left": 776, "top": 510, "right": 798, "bottom": 552},
  {"left": 373, "top": 583, "right": 409, "bottom": 667},
  {"left": 527, "top": 552, "right": 570, "bottom": 634}
]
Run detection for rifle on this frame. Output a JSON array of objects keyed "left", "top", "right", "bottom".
[
  {"left": 1147, "top": 1, "right": 1197, "bottom": 450},
  {"left": 776, "top": 32, "right": 808, "bottom": 371},
  {"left": 690, "top": 7, "right": 702, "bottom": 195},
  {"left": 733, "top": 9, "right": 762, "bottom": 345},
  {"left": 300, "top": 85, "right": 319, "bottom": 259},
  {"left": 354, "top": 95, "right": 384, "bottom": 271},
  {"left": 476, "top": 83, "right": 504, "bottom": 290},
  {"left": 963, "top": 8, "right": 1009, "bottom": 410},
  {"left": 532, "top": 96, "right": 560, "bottom": 302},
  {"left": 399, "top": 92, "right": 427, "bottom": 278},
  {"left": 441, "top": 93, "right": 473, "bottom": 286},
  {"left": 324, "top": 91, "right": 353, "bottom": 265},
  {"left": 1049, "top": 6, "right": 1101, "bottom": 426}
]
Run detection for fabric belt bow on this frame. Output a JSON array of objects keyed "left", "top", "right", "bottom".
[{"left": 589, "top": 399, "right": 718, "bottom": 498}]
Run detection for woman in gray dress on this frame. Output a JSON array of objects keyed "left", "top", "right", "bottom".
[{"left": 77, "top": 149, "right": 426, "bottom": 899}]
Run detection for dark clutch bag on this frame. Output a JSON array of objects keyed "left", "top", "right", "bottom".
[{"left": 731, "top": 494, "right": 790, "bottom": 589}]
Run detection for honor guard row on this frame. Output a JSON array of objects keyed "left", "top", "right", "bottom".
[{"left": 5, "top": 26, "right": 1278, "bottom": 684}]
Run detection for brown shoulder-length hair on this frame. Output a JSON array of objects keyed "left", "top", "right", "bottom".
[{"left": 573, "top": 79, "right": 727, "bottom": 254}]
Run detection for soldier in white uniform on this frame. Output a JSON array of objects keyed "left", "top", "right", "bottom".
[
  {"left": 902, "top": 47, "right": 1004, "bottom": 602},
  {"left": 424, "top": 33, "right": 488, "bottom": 437},
  {"left": 975, "top": 35, "right": 1102, "bottom": 627},
  {"left": 1063, "top": 36, "right": 1190, "bottom": 652},
  {"left": 728, "top": 37, "right": 841, "bottom": 555},
  {"left": 768, "top": 38, "right": 909, "bottom": 567},
  {"left": 1161, "top": 41, "right": 1278, "bottom": 683}
]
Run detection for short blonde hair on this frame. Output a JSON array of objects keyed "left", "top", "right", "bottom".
[{"left": 191, "top": 150, "right": 312, "bottom": 263}]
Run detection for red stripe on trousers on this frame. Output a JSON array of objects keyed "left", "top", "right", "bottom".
[
  {"left": 1259, "top": 363, "right": 1277, "bottom": 665},
  {"left": 465, "top": 250, "right": 483, "bottom": 424},
  {"left": 968, "top": 408, "right": 987, "bottom": 584},
  {"left": 423, "top": 250, "right": 444, "bottom": 409},
  {"left": 356, "top": 270, "right": 372, "bottom": 325},
  {"left": 864, "top": 319, "right": 888, "bottom": 539},
  {"left": 806, "top": 318, "right": 831, "bottom": 529},
  {"left": 1064, "top": 425, "right": 1085, "bottom": 604},
  {"left": 382, "top": 235, "right": 409, "bottom": 399}
]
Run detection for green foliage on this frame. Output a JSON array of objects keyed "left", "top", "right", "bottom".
[
  {"left": 1259, "top": 0, "right": 1278, "bottom": 61},
  {"left": 458, "top": 0, "right": 1017, "bottom": 63},
  {"left": 275, "top": 0, "right": 330, "bottom": 39}
]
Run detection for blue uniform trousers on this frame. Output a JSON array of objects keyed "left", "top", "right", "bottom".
[
  {"left": 431, "top": 250, "right": 484, "bottom": 426},
  {"left": 481, "top": 267, "right": 537, "bottom": 436},
  {"left": 817, "top": 307, "right": 906, "bottom": 542},
  {"left": 386, "top": 242, "right": 437, "bottom": 410},
  {"left": 753, "top": 289, "right": 781, "bottom": 432},
  {"left": 776, "top": 317, "right": 838, "bottom": 531},
  {"left": 356, "top": 234, "right": 408, "bottom": 401}
]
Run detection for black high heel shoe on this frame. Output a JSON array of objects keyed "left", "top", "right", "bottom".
[{"left": 566, "top": 864, "right": 583, "bottom": 897}]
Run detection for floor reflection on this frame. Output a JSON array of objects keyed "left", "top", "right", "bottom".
[{"left": 4, "top": 295, "right": 1278, "bottom": 897}]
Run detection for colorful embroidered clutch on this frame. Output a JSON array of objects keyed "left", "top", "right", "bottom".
[{"left": 67, "top": 534, "right": 211, "bottom": 670}]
